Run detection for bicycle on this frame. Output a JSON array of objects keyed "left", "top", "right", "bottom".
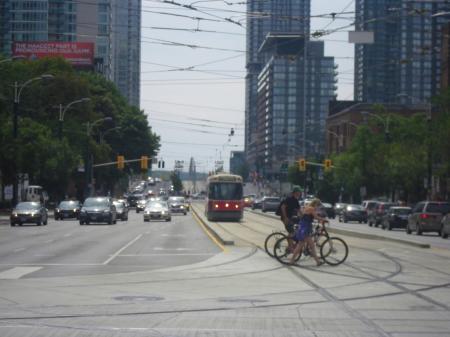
[{"left": 274, "top": 221, "right": 348, "bottom": 266}]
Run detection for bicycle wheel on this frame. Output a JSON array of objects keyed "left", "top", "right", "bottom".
[
  {"left": 264, "top": 232, "right": 286, "bottom": 257},
  {"left": 316, "top": 231, "right": 329, "bottom": 249},
  {"left": 273, "top": 237, "right": 301, "bottom": 264},
  {"left": 320, "top": 237, "right": 348, "bottom": 266}
]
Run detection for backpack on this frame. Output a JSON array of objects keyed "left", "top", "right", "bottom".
[{"left": 275, "top": 198, "right": 285, "bottom": 216}]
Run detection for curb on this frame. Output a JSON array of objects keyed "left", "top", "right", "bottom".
[
  {"left": 245, "top": 209, "right": 431, "bottom": 249},
  {"left": 191, "top": 206, "right": 234, "bottom": 246}
]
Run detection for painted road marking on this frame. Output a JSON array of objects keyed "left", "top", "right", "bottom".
[
  {"left": 0, "top": 267, "right": 42, "bottom": 279},
  {"left": 118, "top": 254, "right": 215, "bottom": 256},
  {"left": 192, "top": 210, "right": 226, "bottom": 252},
  {"left": 13, "top": 248, "right": 25, "bottom": 252},
  {"left": 103, "top": 234, "right": 143, "bottom": 265}
]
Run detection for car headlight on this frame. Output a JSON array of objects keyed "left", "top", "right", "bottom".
[
  {"left": 161, "top": 211, "right": 166, "bottom": 215},
  {"left": 73, "top": 209, "right": 77, "bottom": 212},
  {"left": 12, "top": 213, "right": 18, "bottom": 217},
  {"left": 55, "top": 208, "right": 60, "bottom": 212},
  {"left": 180, "top": 206, "right": 184, "bottom": 209}
]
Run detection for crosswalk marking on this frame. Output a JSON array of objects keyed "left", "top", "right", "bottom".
[{"left": 0, "top": 267, "right": 42, "bottom": 279}]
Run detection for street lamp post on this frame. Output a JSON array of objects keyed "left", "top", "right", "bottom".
[
  {"left": 326, "top": 129, "right": 344, "bottom": 154},
  {"left": 58, "top": 98, "right": 91, "bottom": 140},
  {"left": 11, "top": 74, "right": 54, "bottom": 205},
  {"left": 85, "top": 117, "right": 113, "bottom": 197}
]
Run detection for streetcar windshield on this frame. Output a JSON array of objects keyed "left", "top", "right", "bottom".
[{"left": 208, "top": 182, "right": 243, "bottom": 200}]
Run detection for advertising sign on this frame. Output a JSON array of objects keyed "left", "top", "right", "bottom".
[{"left": 12, "top": 42, "right": 94, "bottom": 66}]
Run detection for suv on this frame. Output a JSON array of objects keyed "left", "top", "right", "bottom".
[
  {"left": 368, "top": 202, "right": 395, "bottom": 227},
  {"left": 407, "top": 201, "right": 450, "bottom": 235}
]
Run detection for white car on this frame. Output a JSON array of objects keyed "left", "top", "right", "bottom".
[{"left": 144, "top": 201, "right": 171, "bottom": 222}]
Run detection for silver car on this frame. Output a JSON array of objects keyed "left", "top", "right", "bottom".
[
  {"left": 261, "top": 197, "right": 280, "bottom": 212},
  {"left": 144, "top": 201, "right": 171, "bottom": 222}
]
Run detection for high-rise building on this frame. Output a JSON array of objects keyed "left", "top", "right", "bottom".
[
  {"left": 0, "top": 0, "right": 140, "bottom": 107},
  {"left": 355, "top": 0, "right": 450, "bottom": 104},
  {"left": 254, "top": 34, "right": 336, "bottom": 178},
  {"left": 245, "top": 1, "right": 310, "bottom": 169}
]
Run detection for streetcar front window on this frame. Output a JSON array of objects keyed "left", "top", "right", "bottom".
[{"left": 208, "top": 183, "right": 242, "bottom": 200}]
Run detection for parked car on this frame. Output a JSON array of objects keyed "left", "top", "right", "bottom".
[
  {"left": 135, "top": 197, "right": 148, "bottom": 213},
  {"left": 113, "top": 200, "right": 129, "bottom": 221},
  {"left": 79, "top": 197, "right": 117, "bottom": 225},
  {"left": 381, "top": 206, "right": 412, "bottom": 230},
  {"left": 441, "top": 214, "right": 450, "bottom": 239},
  {"left": 320, "top": 202, "right": 336, "bottom": 219},
  {"left": 168, "top": 196, "right": 187, "bottom": 215},
  {"left": 368, "top": 202, "right": 395, "bottom": 227},
  {"left": 10, "top": 201, "right": 48, "bottom": 226},
  {"left": 334, "top": 203, "right": 347, "bottom": 217},
  {"left": 261, "top": 197, "right": 280, "bottom": 212},
  {"left": 339, "top": 204, "right": 367, "bottom": 223},
  {"left": 144, "top": 201, "right": 171, "bottom": 222},
  {"left": 407, "top": 201, "right": 450, "bottom": 235},
  {"left": 251, "top": 197, "right": 263, "bottom": 210},
  {"left": 243, "top": 194, "right": 256, "bottom": 208},
  {"left": 54, "top": 200, "right": 81, "bottom": 220}
]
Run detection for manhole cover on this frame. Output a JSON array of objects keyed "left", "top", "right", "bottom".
[
  {"left": 113, "top": 295, "right": 164, "bottom": 302},
  {"left": 218, "top": 298, "right": 268, "bottom": 303}
]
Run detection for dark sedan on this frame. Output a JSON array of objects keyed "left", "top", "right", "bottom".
[
  {"left": 339, "top": 204, "right": 367, "bottom": 223},
  {"left": 321, "top": 203, "right": 336, "bottom": 219},
  {"left": 10, "top": 202, "right": 48, "bottom": 226},
  {"left": 54, "top": 200, "right": 81, "bottom": 220},
  {"left": 381, "top": 207, "right": 412, "bottom": 230},
  {"left": 79, "top": 197, "right": 117, "bottom": 225}
]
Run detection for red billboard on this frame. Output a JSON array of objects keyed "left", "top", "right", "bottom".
[{"left": 12, "top": 42, "right": 94, "bottom": 66}]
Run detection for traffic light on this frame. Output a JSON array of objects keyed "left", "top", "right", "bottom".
[
  {"left": 117, "top": 155, "right": 124, "bottom": 170},
  {"left": 299, "top": 158, "right": 306, "bottom": 171},
  {"left": 158, "top": 160, "right": 165, "bottom": 169},
  {"left": 140, "top": 156, "right": 148, "bottom": 170},
  {"left": 324, "top": 159, "right": 332, "bottom": 171}
]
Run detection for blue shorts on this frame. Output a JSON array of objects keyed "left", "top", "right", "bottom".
[{"left": 294, "top": 221, "right": 312, "bottom": 241}]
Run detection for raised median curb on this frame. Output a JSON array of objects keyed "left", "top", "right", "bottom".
[
  {"left": 245, "top": 208, "right": 431, "bottom": 249},
  {"left": 191, "top": 203, "right": 235, "bottom": 246}
]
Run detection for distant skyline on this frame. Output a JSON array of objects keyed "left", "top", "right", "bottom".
[{"left": 141, "top": 0, "right": 355, "bottom": 173}]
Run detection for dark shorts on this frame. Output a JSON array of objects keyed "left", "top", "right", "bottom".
[{"left": 284, "top": 221, "right": 295, "bottom": 234}]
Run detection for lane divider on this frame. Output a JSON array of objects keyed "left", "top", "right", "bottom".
[
  {"left": 191, "top": 210, "right": 227, "bottom": 252},
  {"left": 103, "top": 234, "right": 143, "bottom": 265}
]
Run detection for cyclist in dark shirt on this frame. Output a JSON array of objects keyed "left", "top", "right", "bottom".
[{"left": 280, "top": 185, "right": 302, "bottom": 234}]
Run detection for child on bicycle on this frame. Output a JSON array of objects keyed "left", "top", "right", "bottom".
[{"left": 289, "top": 198, "right": 328, "bottom": 266}]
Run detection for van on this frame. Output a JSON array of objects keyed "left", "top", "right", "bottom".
[{"left": 22, "top": 185, "right": 48, "bottom": 203}]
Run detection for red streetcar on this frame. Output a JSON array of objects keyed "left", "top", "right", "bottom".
[{"left": 205, "top": 173, "right": 244, "bottom": 221}]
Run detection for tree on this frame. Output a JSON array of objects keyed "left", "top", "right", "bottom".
[{"left": 171, "top": 172, "right": 183, "bottom": 194}]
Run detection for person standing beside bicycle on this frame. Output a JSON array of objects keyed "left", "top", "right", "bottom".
[
  {"left": 280, "top": 185, "right": 302, "bottom": 243},
  {"left": 289, "top": 198, "right": 328, "bottom": 266}
]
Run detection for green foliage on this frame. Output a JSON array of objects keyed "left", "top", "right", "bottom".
[{"left": 0, "top": 57, "right": 160, "bottom": 200}]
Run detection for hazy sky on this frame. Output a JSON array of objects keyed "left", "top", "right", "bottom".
[{"left": 141, "top": 0, "right": 355, "bottom": 173}]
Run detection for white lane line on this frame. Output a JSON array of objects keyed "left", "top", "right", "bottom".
[
  {"left": 0, "top": 267, "right": 42, "bottom": 279},
  {"left": 118, "top": 254, "right": 215, "bottom": 257},
  {"left": 13, "top": 248, "right": 26, "bottom": 252},
  {"left": 152, "top": 247, "right": 195, "bottom": 251},
  {"left": 102, "top": 234, "right": 143, "bottom": 265},
  {"left": 44, "top": 240, "right": 53, "bottom": 244}
]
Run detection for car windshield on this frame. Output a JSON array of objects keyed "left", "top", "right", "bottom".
[
  {"left": 265, "top": 198, "right": 280, "bottom": 202},
  {"left": 392, "top": 208, "right": 411, "bottom": 215},
  {"left": 59, "top": 201, "right": 78, "bottom": 208},
  {"left": 427, "top": 203, "right": 450, "bottom": 214},
  {"left": 16, "top": 202, "right": 40, "bottom": 210},
  {"left": 113, "top": 202, "right": 124, "bottom": 209},
  {"left": 83, "top": 198, "right": 109, "bottom": 207},
  {"left": 148, "top": 202, "right": 167, "bottom": 208},
  {"left": 348, "top": 205, "right": 364, "bottom": 211},
  {"left": 209, "top": 183, "right": 243, "bottom": 200},
  {"left": 169, "top": 197, "right": 185, "bottom": 202}
]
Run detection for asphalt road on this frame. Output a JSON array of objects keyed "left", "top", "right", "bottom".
[
  {"left": 0, "top": 208, "right": 220, "bottom": 278},
  {"left": 0, "top": 204, "right": 449, "bottom": 336}
]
